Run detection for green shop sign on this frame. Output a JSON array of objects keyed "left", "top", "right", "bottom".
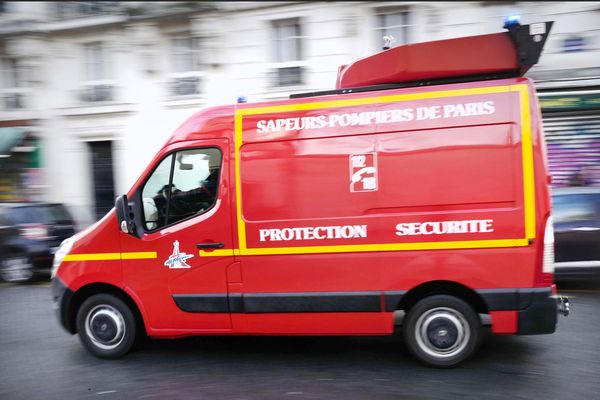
[{"left": 538, "top": 93, "right": 600, "bottom": 110}]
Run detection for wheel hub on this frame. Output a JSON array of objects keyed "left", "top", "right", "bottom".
[
  {"left": 85, "top": 305, "right": 126, "bottom": 350},
  {"left": 415, "top": 307, "right": 471, "bottom": 359},
  {"left": 91, "top": 314, "right": 119, "bottom": 342},
  {"left": 426, "top": 317, "right": 459, "bottom": 349}
]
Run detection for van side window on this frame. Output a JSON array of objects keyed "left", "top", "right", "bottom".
[
  {"left": 141, "top": 148, "right": 222, "bottom": 231},
  {"left": 142, "top": 155, "right": 174, "bottom": 230},
  {"left": 168, "top": 148, "right": 221, "bottom": 225}
]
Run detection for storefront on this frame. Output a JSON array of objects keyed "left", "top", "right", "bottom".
[
  {"left": 538, "top": 91, "right": 600, "bottom": 188},
  {"left": 0, "top": 124, "right": 43, "bottom": 202}
]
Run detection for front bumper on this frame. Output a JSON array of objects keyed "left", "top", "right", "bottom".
[{"left": 51, "top": 277, "right": 75, "bottom": 333}]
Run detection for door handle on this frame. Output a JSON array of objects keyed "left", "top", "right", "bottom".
[{"left": 196, "top": 242, "right": 225, "bottom": 249}]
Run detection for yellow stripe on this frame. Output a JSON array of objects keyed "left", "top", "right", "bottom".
[
  {"left": 64, "top": 253, "right": 121, "bottom": 261},
  {"left": 120, "top": 252, "right": 158, "bottom": 260},
  {"left": 377, "top": 86, "right": 511, "bottom": 103},
  {"left": 514, "top": 85, "right": 536, "bottom": 239},
  {"left": 234, "top": 112, "right": 247, "bottom": 252},
  {"left": 238, "top": 97, "right": 377, "bottom": 116},
  {"left": 212, "top": 239, "right": 528, "bottom": 257},
  {"left": 199, "top": 249, "right": 237, "bottom": 257},
  {"left": 238, "top": 86, "right": 511, "bottom": 117},
  {"left": 232, "top": 84, "right": 535, "bottom": 256},
  {"left": 63, "top": 252, "right": 157, "bottom": 262}
]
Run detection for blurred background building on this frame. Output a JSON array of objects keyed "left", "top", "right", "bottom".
[{"left": 1, "top": 1, "right": 599, "bottom": 228}]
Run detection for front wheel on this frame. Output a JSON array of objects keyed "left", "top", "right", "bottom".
[
  {"left": 403, "top": 295, "right": 481, "bottom": 368},
  {"left": 76, "top": 294, "right": 137, "bottom": 359}
]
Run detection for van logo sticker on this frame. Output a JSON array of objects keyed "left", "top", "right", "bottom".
[
  {"left": 164, "top": 240, "right": 194, "bottom": 269},
  {"left": 350, "top": 153, "right": 378, "bottom": 192}
]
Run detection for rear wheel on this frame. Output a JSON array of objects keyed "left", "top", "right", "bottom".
[
  {"left": 0, "top": 255, "right": 34, "bottom": 283},
  {"left": 76, "top": 294, "right": 137, "bottom": 359},
  {"left": 404, "top": 295, "right": 481, "bottom": 368}
]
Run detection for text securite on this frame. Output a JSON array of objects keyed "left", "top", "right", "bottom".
[
  {"left": 256, "top": 101, "right": 495, "bottom": 134},
  {"left": 395, "top": 219, "right": 494, "bottom": 236},
  {"left": 259, "top": 225, "right": 368, "bottom": 242}
]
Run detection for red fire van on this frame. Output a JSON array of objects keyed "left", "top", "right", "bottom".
[{"left": 52, "top": 21, "right": 568, "bottom": 367}]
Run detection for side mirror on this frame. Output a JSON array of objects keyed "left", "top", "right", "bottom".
[{"left": 115, "top": 194, "right": 135, "bottom": 235}]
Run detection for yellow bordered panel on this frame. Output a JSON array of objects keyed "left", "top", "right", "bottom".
[{"left": 230, "top": 84, "right": 536, "bottom": 257}]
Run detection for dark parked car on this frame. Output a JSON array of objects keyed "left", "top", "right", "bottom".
[
  {"left": 552, "top": 187, "right": 600, "bottom": 280},
  {"left": 0, "top": 202, "right": 76, "bottom": 283}
]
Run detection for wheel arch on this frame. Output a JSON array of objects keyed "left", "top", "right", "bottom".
[
  {"left": 66, "top": 282, "right": 146, "bottom": 336},
  {"left": 397, "top": 280, "right": 489, "bottom": 315}
]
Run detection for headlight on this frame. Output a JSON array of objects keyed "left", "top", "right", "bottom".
[{"left": 51, "top": 237, "right": 75, "bottom": 279}]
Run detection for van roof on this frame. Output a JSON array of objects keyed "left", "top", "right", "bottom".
[{"left": 308, "top": 21, "right": 553, "bottom": 98}]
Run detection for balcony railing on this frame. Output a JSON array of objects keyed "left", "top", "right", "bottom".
[
  {"left": 79, "top": 83, "right": 114, "bottom": 103},
  {"left": 1, "top": 88, "right": 30, "bottom": 110},
  {"left": 167, "top": 72, "right": 204, "bottom": 98}
]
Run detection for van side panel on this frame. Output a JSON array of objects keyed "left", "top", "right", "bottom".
[
  {"left": 233, "top": 83, "right": 535, "bottom": 333},
  {"left": 242, "top": 124, "right": 517, "bottom": 221}
]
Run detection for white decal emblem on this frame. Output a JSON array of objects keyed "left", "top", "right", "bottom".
[
  {"left": 350, "top": 153, "right": 378, "bottom": 192},
  {"left": 164, "top": 240, "right": 194, "bottom": 269}
]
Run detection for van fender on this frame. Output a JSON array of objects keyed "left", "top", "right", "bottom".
[
  {"left": 122, "top": 284, "right": 152, "bottom": 336},
  {"left": 62, "top": 278, "right": 149, "bottom": 336}
]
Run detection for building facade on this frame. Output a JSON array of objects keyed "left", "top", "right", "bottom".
[{"left": 1, "top": 1, "right": 599, "bottom": 227}]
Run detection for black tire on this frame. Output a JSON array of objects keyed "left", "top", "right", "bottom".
[
  {"left": 0, "top": 254, "right": 34, "bottom": 283},
  {"left": 76, "top": 294, "right": 137, "bottom": 359},
  {"left": 403, "top": 295, "right": 481, "bottom": 368}
]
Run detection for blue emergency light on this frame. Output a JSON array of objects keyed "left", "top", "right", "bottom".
[{"left": 503, "top": 15, "right": 521, "bottom": 29}]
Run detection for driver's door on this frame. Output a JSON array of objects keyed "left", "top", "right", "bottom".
[{"left": 120, "top": 139, "right": 234, "bottom": 333}]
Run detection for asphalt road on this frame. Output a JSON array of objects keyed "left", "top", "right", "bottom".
[{"left": 0, "top": 281, "right": 599, "bottom": 400}]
